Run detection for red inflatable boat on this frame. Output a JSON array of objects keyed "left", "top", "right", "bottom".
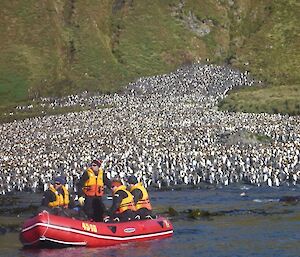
[{"left": 20, "top": 211, "right": 173, "bottom": 248}]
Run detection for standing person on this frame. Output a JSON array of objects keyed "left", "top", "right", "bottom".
[
  {"left": 127, "top": 175, "right": 153, "bottom": 219},
  {"left": 40, "top": 176, "right": 74, "bottom": 216},
  {"left": 77, "top": 159, "right": 111, "bottom": 221},
  {"left": 104, "top": 179, "right": 136, "bottom": 222}
]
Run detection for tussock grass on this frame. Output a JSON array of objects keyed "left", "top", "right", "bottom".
[
  {"left": 0, "top": 102, "right": 113, "bottom": 124},
  {"left": 219, "top": 84, "right": 300, "bottom": 115}
]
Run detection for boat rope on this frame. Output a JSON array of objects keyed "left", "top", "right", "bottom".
[{"left": 40, "top": 210, "right": 50, "bottom": 239}]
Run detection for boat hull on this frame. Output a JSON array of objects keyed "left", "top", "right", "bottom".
[{"left": 20, "top": 211, "right": 173, "bottom": 248}]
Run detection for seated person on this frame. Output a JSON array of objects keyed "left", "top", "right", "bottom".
[
  {"left": 127, "top": 175, "right": 154, "bottom": 219},
  {"left": 104, "top": 179, "right": 136, "bottom": 222},
  {"left": 40, "top": 176, "right": 77, "bottom": 217}
]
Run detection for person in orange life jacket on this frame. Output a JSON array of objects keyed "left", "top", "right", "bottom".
[
  {"left": 77, "top": 159, "right": 111, "bottom": 221},
  {"left": 126, "top": 175, "right": 153, "bottom": 219},
  {"left": 104, "top": 180, "right": 136, "bottom": 222},
  {"left": 42, "top": 176, "right": 70, "bottom": 208}
]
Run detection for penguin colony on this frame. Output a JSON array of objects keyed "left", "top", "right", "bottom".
[{"left": 0, "top": 63, "right": 299, "bottom": 194}]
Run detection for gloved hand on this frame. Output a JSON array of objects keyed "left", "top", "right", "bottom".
[
  {"left": 78, "top": 196, "right": 85, "bottom": 206},
  {"left": 103, "top": 216, "right": 110, "bottom": 223}
]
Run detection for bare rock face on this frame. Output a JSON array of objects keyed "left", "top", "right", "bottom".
[
  {"left": 171, "top": 1, "right": 212, "bottom": 37},
  {"left": 184, "top": 11, "right": 212, "bottom": 37}
]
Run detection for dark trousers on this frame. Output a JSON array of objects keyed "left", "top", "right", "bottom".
[
  {"left": 37, "top": 206, "right": 85, "bottom": 219},
  {"left": 84, "top": 196, "right": 105, "bottom": 221},
  {"left": 110, "top": 210, "right": 135, "bottom": 222},
  {"left": 135, "top": 208, "right": 153, "bottom": 219}
]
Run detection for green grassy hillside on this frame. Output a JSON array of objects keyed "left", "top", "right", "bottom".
[
  {"left": 219, "top": 0, "right": 300, "bottom": 115},
  {"left": 0, "top": 0, "right": 299, "bottom": 116}
]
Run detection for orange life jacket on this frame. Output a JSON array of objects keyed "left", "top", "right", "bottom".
[
  {"left": 48, "top": 185, "right": 70, "bottom": 208},
  {"left": 113, "top": 185, "right": 136, "bottom": 213},
  {"left": 130, "top": 182, "right": 152, "bottom": 210},
  {"left": 82, "top": 168, "right": 104, "bottom": 196}
]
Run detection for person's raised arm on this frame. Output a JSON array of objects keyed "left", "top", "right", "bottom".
[{"left": 131, "top": 188, "right": 142, "bottom": 205}]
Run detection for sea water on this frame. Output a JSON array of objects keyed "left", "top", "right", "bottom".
[{"left": 1, "top": 184, "right": 300, "bottom": 257}]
